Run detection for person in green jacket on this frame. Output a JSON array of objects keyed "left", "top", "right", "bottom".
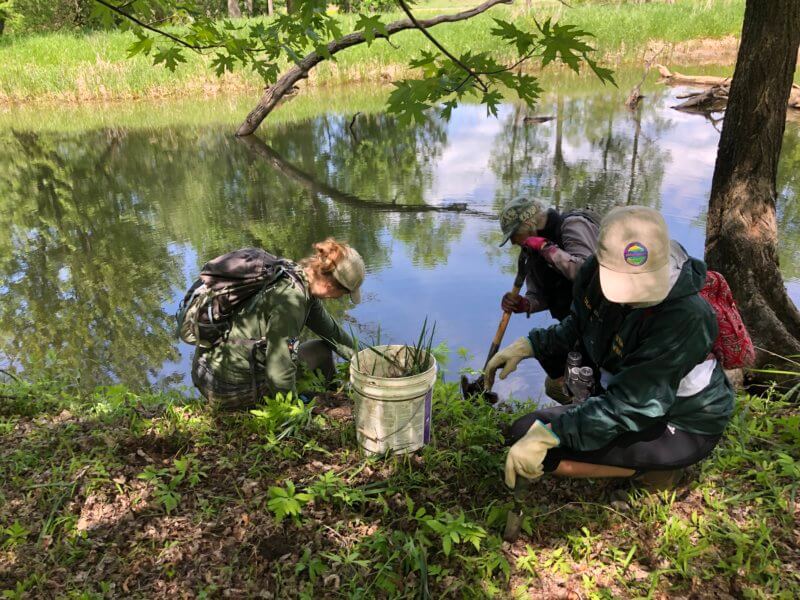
[
  {"left": 486, "top": 206, "right": 734, "bottom": 487},
  {"left": 192, "top": 238, "right": 364, "bottom": 409}
]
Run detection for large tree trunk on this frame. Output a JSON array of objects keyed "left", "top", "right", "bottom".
[
  {"left": 267, "top": 0, "right": 274, "bottom": 16},
  {"left": 236, "top": 0, "right": 512, "bottom": 136},
  {"left": 228, "top": 0, "right": 242, "bottom": 18},
  {"left": 705, "top": 0, "right": 800, "bottom": 367}
]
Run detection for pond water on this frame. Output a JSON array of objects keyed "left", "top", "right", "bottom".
[{"left": 2, "top": 76, "right": 799, "bottom": 403}]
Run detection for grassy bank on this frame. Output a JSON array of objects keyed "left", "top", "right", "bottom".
[
  {"left": 1, "top": 364, "right": 798, "bottom": 597},
  {"left": 0, "top": 0, "right": 744, "bottom": 104},
  {"left": 0, "top": 66, "right": 682, "bottom": 132}
]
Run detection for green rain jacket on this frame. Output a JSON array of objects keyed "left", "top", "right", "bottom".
[
  {"left": 200, "top": 268, "right": 353, "bottom": 396},
  {"left": 529, "top": 244, "right": 734, "bottom": 451}
]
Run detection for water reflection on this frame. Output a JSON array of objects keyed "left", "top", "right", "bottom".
[{"left": 1, "top": 83, "right": 798, "bottom": 400}]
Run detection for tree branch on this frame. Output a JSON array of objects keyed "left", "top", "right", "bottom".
[
  {"left": 238, "top": 134, "right": 494, "bottom": 219},
  {"left": 92, "top": 0, "right": 215, "bottom": 50},
  {"left": 395, "top": 0, "right": 488, "bottom": 92},
  {"left": 237, "top": 0, "right": 511, "bottom": 135}
]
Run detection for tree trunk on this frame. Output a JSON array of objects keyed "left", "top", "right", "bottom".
[
  {"left": 236, "top": 0, "right": 511, "bottom": 136},
  {"left": 705, "top": 0, "right": 800, "bottom": 367},
  {"left": 553, "top": 95, "right": 565, "bottom": 209},
  {"left": 228, "top": 0, "right": 242, "bottom": 18},
  {"left": 286, "top": 0, "right": 295, "bottom": 14},
  {"left": 626, "top": 108, "right": 641, "bottom": 205},
  {"left": 267, "top": 0, "right": 274, "bottom": 16},
  {"left": 245, "top": 0, "right": 253, "bottom": 14}
]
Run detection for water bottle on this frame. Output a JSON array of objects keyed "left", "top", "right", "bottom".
[
  {"left": 563, "top": 352, "right": 582, "bottom": 396},
  {"left": 573, "top": 366, "right": 595, "bottom": 403}
]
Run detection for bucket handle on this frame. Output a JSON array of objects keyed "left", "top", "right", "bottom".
[{"left": 356, "top": 394, "right": 425, "bottom": 444}]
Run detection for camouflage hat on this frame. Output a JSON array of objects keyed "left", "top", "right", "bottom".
[{"left": 498, "top": 198, "right": 545, "bottom": 246}]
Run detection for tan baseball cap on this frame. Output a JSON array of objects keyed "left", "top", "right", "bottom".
[
  {"left": 332, "top": 246, "right": 365, "bottom": 304},
  {"left": 597, "top": 206, "right": 671, "bottom": 304}
]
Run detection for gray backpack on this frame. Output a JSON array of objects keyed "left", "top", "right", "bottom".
[{"left": 176, "top": 248, "right": 296, "bottom": 348}]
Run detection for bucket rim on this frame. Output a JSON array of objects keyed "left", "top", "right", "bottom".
[{"left": 350, "top": 344, "right": 437, "bottom": 383}]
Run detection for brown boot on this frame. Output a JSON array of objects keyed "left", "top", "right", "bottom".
[{"left": 634, "top": 469, "right": 685, "bottom": 492}]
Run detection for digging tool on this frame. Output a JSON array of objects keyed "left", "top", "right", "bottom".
[
  {"left": 502, "top": 477, "right": 531, "bottom": 543},
  {"left": 460, "top": 249, "right": 528, "bottom": 404}
]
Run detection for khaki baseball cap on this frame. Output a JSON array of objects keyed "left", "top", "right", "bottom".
[
  {"left": 332, "top": 246, "right": 365, "bottom": 304},
  {"left": 498, "top": 198, "right": 545, "bottom": 246},
  {"left": 597, "top": 206, "right": 670, "bottom": 304}
]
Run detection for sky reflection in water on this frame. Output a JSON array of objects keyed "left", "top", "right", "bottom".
[{"left": 1, "top": 82, "right": 799, "bottom": 403}]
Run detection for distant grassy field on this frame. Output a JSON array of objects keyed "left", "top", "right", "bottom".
[{"left": 0, "top": 0, "right": 745, "bottom": 103}]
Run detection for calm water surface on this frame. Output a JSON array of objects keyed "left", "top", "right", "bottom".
[{"left": 2, "top": 81, "right": 799, "bottom": 402}]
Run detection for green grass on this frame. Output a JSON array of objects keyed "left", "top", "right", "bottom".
[
  {"left": 0, "top": 0, "right": 745, "bottom": 103},
  {"left": 1, "top": 358, "right": 798, "bottom": 597}
]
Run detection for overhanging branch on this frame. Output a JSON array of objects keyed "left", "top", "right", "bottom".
[{"left": 236, "top": 0, "right": 512, "bottom": 135}]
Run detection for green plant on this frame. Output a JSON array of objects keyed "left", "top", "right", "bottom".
[
  {"left": 137, "top": 455, "right": 206, "bottom": 513},
  {"left": 413, "top": 506, "right": 487, "bottom": 557},
  {"left": 250, "top": 392, "right": 314, "bottom": 440},
  {"left": 295, "top": 547, "right": 326, "bottom": 583},
  {"left": 266, "top": 480, "right": 314, "bottom": 524},
  {"left": 1, "top": 521, "right": 30, "bottom": 548},
  {"left": 352, "top": 318, "right": 438, "bottom": 377}
]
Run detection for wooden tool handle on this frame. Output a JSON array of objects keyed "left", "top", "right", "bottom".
[{"left": 482, "top": 284, "right": 521, "bottom": 370}]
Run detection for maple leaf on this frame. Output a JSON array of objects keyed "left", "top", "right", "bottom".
[{"left": 153, "top": 47, "right": 187, "bottom": 72}]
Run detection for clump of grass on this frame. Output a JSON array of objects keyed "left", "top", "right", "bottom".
[{"left": 352, "top": 318, "right": 437, "bottom": 378}]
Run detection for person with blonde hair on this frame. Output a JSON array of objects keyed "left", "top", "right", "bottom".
[{"left": 191, "top": 238, "right": 365, "bottom": 409}]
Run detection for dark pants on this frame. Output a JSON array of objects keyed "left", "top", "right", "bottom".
[
  {"left": 192, "top": 339, "right": 335, "bottom": 410},
  {"left": 508, "top": 405, "right": 722, "bottom": 473}
]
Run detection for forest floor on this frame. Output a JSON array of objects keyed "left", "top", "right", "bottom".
[{"left": 1, "top": 365, "right": 798, "bottom": 598}]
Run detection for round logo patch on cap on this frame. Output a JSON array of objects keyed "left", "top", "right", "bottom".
[{"left": 623, "top": 242, "right": 648, "bottom": 267}]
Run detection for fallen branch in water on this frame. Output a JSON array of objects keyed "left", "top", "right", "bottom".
[
  {"left": 238, "top": 134, "right": 494, "bottom": 218},
  {"left": 658, "top": 65, "right": 800, "bottom": 113}
]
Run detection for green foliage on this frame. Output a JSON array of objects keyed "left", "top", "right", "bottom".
[
  {"left": 2, "top": 352, "right": 800, "bottom": 596},
  {"left": 414, "top": 505, "right": 487, "bottom": 557},
  {"left": 267, "top": 480, "right": 314, "bottom": 523},
  {"left": 249, "top": 392, "right": 315, "bottom": 439},
  {"left": 91, "top": 0, "right": 613, "bottom": 123},
  {"left": 1, "top": 521, "right": 30, "bottom": 548},
  {"left": 10, "top": 0, "right": 95, "bottom": 33},
  {"left": 137, "top": 455, "right": 206, "bottom": 513}
]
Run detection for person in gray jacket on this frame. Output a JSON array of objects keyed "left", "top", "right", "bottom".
[{"left": 499, "top": 198, "right": 600, "bottom": 322}]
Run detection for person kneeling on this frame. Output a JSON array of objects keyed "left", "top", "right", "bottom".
[
  {"left": 486, "top": 206, "right": 734, "bottom": 488},
  {"left": 189, "top": 239, "right": 364, "bottom": 410}
]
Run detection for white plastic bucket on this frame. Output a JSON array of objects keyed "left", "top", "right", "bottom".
[{"left": 349, "top": 344, "right": 437, "bottom": 455}]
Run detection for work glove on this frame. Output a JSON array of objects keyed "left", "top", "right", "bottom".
[
  {"left": 505, "top": 420, "right": 560, "bottom": 488},
  {"left": 484, "top": 337, "right": 534, "bottom": 389},
  {"left": 501, "top": 293, "right": 530, "bottom": 314},
  {"left": 521, "top": 236, "right": 549, "bottom": 252}
]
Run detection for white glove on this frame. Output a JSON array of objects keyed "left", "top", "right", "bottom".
[
  {"left": 505, "top": 420, "right": 560, "bottom": 488},
  {"left": 484, "top": 337, "right": 534, "bottom": 389}
]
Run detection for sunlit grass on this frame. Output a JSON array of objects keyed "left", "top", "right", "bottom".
[{"left": 0, "top": 0, "right": 745, "bottom": 103}]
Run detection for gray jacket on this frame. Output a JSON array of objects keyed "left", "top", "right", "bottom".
[{"left": 525, "top": 211, "right": 599, "bottom": 316}]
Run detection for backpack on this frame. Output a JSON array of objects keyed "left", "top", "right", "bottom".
[
  {"left": 699, "top": 270, "right": 755, "bottom": 369},
  {"left": 176, "top": 248, "right": 296, "bottom": 348}
]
